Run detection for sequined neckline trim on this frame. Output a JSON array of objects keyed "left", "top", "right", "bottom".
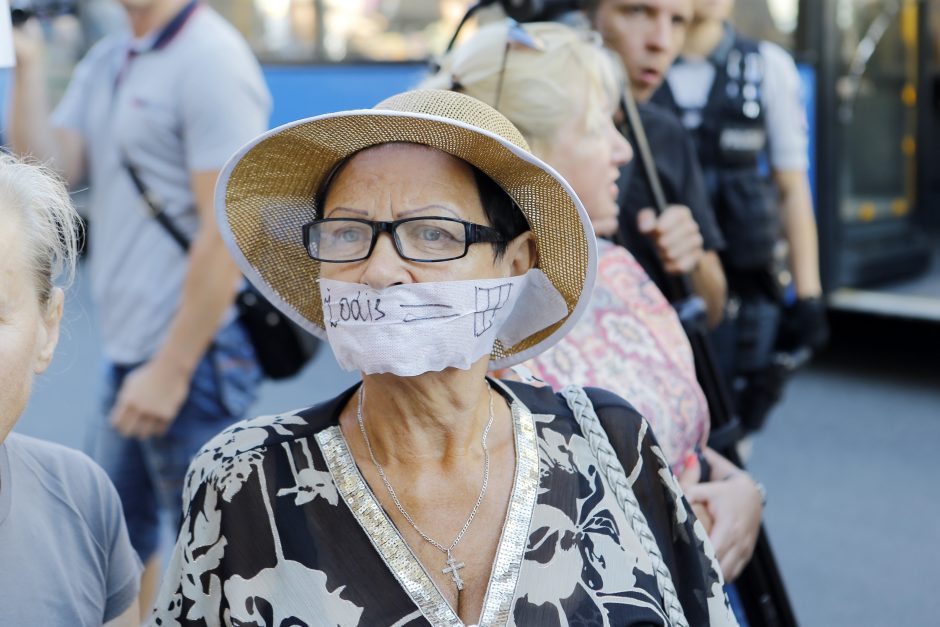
[{"left": 316, "top": 379, "right": 540, "bottom": 627}]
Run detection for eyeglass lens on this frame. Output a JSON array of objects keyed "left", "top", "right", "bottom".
[{"left": 307, "top": 218, "right": 469, "bottom": 262}]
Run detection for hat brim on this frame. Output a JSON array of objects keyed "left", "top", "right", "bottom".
[{"left": 216, "top": 107, "right": 597, "bottom": 370}]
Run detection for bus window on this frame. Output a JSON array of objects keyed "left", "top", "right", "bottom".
[
  {"left": 835, "top": 0, "right": 917, "bottom": 228},
  {"left": 208, "top": 0, "right": 471, "bottom": 63}
]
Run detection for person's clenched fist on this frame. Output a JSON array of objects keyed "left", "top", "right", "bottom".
[{"left": 637, "top": 205, "right": 705, "bottom": 275}]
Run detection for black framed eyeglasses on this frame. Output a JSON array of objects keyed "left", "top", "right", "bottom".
[{"left": 302, "top": 217, "right": 506, "bottom": 263}]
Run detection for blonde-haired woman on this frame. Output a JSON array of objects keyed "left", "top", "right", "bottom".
[
  {"left": 428, "top": 20, "right": 764, "bottom": 583},
  {"left": 0, "top": 153, "right": 140, "bottom": 625}
]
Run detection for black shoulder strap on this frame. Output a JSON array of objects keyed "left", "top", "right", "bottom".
[
  {"left": 703, "top": 38, "right": 736, "bottom": 121},
  {"left": 123, "top": 159, "right": 192, "bottom": 252},
  {"left": 707, "top": 22, "right": 738, "bottom": 66},
  {"left": 709, "top": 28, "right": 764, "bottom": 93}
]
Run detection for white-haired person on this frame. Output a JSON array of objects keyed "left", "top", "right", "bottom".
[
  {"left": 0, "top": 153, "right": 140, "bottom": 625},
  {"left": 150, "top": 89, "right": 737, "bottom": 625},
  {"left": 426, "top": 20, "right": 763, "bottom": 584}
]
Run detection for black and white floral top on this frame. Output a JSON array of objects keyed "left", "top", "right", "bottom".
[{"left": 151, "top": 380, "right": 736, "bottom": 627}]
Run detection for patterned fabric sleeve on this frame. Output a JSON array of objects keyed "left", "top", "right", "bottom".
[
  {"left": 150, "top": 460, "right": 228, "bottom": 626},
  {"left": 587, "top": 388, "right": 738, "bottom": 626},
  {"left": 150, "top": 412, "right": 314, "bottom": 626}
]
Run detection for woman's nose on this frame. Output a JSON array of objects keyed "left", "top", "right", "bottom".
[
  {"left": 359, "top": 232, "right": 411, "bottom": 289},
  {"left": 609, "top": 120, "right": 633, "bottom": 167}
]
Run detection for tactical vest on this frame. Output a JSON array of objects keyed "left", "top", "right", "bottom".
[{"left": 654, "top": 28, "right": 779, "bottom": 272}]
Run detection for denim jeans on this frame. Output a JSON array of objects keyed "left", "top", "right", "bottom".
[
  {"left": 726, "top": 583, "right": 750, "bottom": 626},
  {"left": 87, "top": 320, "right": 262, "bottom": 562}
]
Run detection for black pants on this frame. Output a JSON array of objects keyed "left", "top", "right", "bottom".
[{"left": 710, "top": 292, "right": 783, "bottom": 432}]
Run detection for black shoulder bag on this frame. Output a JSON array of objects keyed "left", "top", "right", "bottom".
[{"left": 124, "top": 160, "right": 319, "bottom": 380}]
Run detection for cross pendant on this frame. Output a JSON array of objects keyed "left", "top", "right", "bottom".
[{"left": 442, "top": 551, "right": 466, "bottom": 591}]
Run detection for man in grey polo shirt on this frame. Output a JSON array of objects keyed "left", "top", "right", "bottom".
[{"left": 10, "top": 0, "right": 270, "bottom": 613}]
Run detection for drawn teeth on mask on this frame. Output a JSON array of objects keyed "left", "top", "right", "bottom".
[
  {"left": 399, "top": 303, "right": 459, "bottom": 323},
  {"left": 474, "top": 283, "right": 513, "bottom": 336}
]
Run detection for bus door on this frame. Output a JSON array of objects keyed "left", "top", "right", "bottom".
[
  {"left": 811, "top": 0, "right": 940, "bottom": 320},
  {"left": 917, "top": 1, "right": 940, "bottom": 235}
]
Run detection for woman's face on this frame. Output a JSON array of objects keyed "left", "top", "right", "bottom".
[
  {"left": 0, "top": 208, "right": 63, "bottom": 443},
  {"left": 317, "top": 144, "right": 535, "bottom": 288},
  {"left": 537, "top": 95, "right": 633, "bottom": 238}
]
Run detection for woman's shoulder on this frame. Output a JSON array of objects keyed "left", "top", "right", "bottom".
[
  {"left": 500, "top": 379, "right": 645, "bottom": 429},
  {"left": 5, "top": 433, "right": 113, "bottom": 501},
  {"left": 183, "top": 384, "right": 360, "bottom": 503},
  {"left": 500, "top": 380, "right": 654, "bottom": 475},
  {"left": 3, "top": 433, "right": 133, "bottom": 552}
]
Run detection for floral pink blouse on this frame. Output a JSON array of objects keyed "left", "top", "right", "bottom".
[{"left": 525, "top": 240, "right": 709, "bottom": 475}]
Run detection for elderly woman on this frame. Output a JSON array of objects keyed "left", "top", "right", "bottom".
[
  {"left": 151, "top": 90, "right": 736, "bottom": 626},
  {"left": 0, "top": 154, "right": 140, "bottom": 625},
  {"left": 427, "top": 21, "right": 764, "bottom": 584}
]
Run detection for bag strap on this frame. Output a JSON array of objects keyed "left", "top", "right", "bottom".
[
  {"left": 123, "top": 159, "right": 229, "bottom": 364},
  {"left": 560, "top": 384, "right": 690, "bottom": 627},
  {"left": 123, "top": 159, "right": 192, "bottom": 252}
]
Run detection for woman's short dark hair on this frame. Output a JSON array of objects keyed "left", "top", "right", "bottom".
[
  {"left": 316, "top": 145, "right": 531, "bottom": 259},
  {"left": 469, "top": 165, "right": 531, "bottom": 259}
]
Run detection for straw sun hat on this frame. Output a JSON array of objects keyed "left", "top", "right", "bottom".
[{"left": 215, "top": 88, "right": 597, "bottom": 369}]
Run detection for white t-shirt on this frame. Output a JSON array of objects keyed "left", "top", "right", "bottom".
[{"left": 666, "top": 40, "right": 809, "bottom": 172}]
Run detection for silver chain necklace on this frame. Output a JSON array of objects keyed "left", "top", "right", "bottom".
[{"left": 356, "top": 383, "right": 494, "bottom": 593}]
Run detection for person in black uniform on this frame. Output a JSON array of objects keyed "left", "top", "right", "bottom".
[
  {"left": 591, "top": 0, "right": 764, "bottom": 592},
  {"left": 593, "top": 0, "right": 728, "bottom": 328},
  {"left": 653, "top": 0, "right": 828, "bottom": 431}
]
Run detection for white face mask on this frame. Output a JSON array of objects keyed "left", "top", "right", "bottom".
[{"left": 319, "top": 269, "right": 568, "bottom": 377}]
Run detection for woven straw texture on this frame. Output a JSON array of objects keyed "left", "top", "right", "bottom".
[{"left": 220, "top": 89, "right": 591, "bottom": 364}]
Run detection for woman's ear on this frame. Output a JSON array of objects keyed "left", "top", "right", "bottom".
[
  {"left": 504, "top": 231, "right": 538, "bottom": 276},
  {"left": 34, "top": 287, "right": 64, "bottom": 375}
]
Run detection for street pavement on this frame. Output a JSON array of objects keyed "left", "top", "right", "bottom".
[
  {"left": 746, "top": 313, "right": 940, "bottom": 626},
  {"left": 16, "top": 269, "right": 940, "bottom": 626}
]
